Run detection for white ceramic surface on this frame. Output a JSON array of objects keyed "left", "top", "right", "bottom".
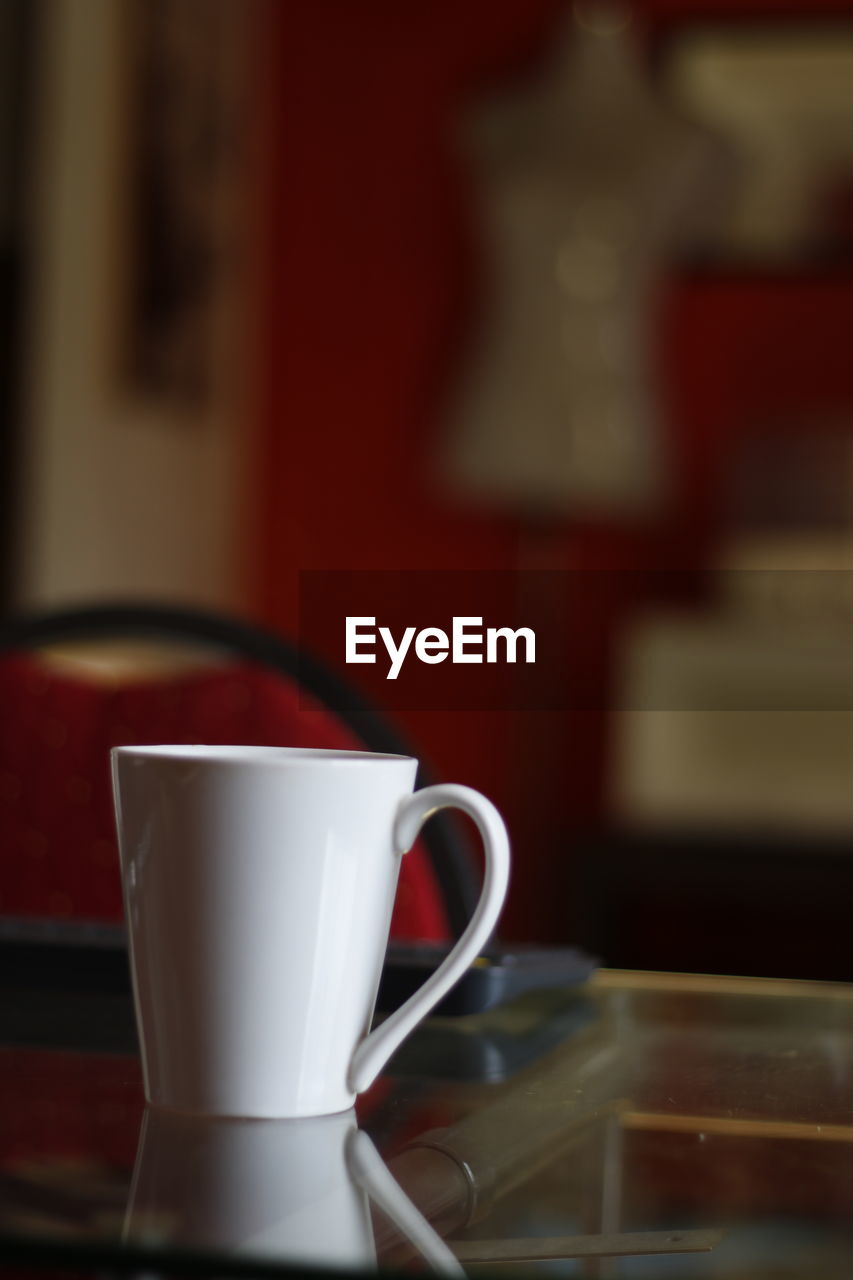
[
  {"left": 124, "top": 1107, "right": 462, "bottom": 1274},
  {"left": 111, "top": 745, "right": 509, "bottom": 1118}
]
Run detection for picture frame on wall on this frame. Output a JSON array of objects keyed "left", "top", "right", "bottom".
[
  {"left": 16, "top": 0, "right": 254, "bottom": 609},
  {"left": 119, "top": 0, "right": 245, "bottom": 410}
]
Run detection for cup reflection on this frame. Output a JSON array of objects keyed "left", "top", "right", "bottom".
[{"left": 124, "top": 1106, "right": 463, "bottom": 1274}]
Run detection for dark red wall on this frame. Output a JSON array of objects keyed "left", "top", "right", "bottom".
[{"left": 248, "top": 0, "right": 853, "bottom": 940}]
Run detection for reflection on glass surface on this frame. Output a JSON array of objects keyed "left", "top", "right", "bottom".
[
  {"left": 124, "top": 1105, "right": 462, "bottom": 1273},
  {"left": 3, "top": 974, "right": 853, "bottom": 1275}
]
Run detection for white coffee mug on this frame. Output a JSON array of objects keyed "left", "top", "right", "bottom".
[{"left": 111, "top": 745, "right": 510, "bottom": 1118}]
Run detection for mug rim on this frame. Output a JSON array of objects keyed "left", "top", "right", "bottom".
[{"left": 110, "top": 744, "right": 416, "bottom": 765}]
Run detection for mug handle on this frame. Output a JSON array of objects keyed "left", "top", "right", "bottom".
[
  {"left": 346, "top": 1129, "right": 465, "bottom": 1275},
  {"left": 348, "top": 784, "right": 510, "bottom": 1095}
]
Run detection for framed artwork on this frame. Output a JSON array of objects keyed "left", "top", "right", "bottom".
[
  {"left": 119, "top": 0, "right": 245, "bottom": 409},
  {"left": 664, "top": 23, "right": 853, "bottom": 262},
  {"left": 16, "top": 0, "right": 253, "bottom": 608}
]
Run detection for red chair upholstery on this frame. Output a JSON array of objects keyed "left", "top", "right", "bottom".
[{"left": 0, "top": 652, "right": 449, "bottom": 940}]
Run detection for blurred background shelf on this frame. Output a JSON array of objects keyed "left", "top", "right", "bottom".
[{"left": 577, "top": 824, "right": 853, "bottom": 981}]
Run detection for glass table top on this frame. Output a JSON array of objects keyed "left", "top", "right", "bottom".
[{"left": 2, "top": 952, "right": 853, "bottom": 1277}]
